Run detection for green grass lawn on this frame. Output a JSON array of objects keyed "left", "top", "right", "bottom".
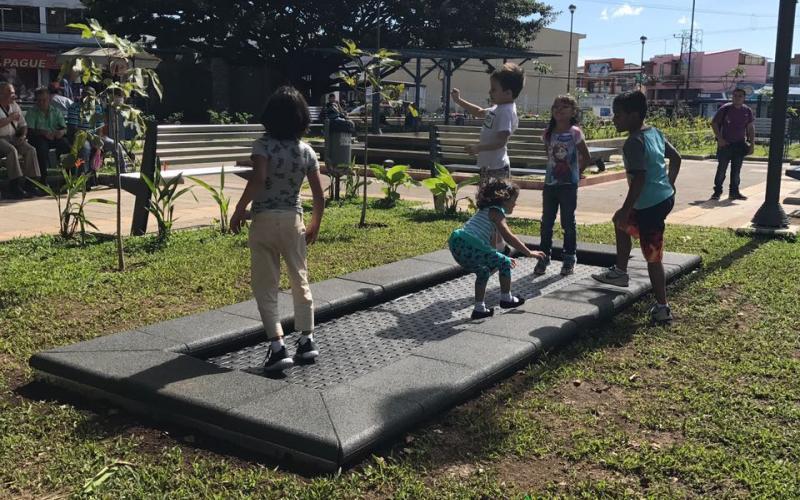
[{"left": 1, "top": 201, "right": 799, "bottom": 498}]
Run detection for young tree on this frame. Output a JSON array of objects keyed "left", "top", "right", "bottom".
[
  {"left": 337, "top": 39, "right": 400, "bottom": 227},
  {"left": 61, "top": 19, "right": 163, "bottom": 271}
]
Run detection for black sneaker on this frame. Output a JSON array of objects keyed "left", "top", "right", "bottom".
[
  {"left": 263, "top": 345, "right": 293, "bottom": 372},
  {"left": 710, "top": 192, "right": 721, "bottom": 201},
  {"left": 533, "top": 256, "right": 550, "bottom": 276},
  {"left": 294, "top": 337, "right": 319, "bottom": 360},
  {"left": 499, "top": 295, "right": 526, "bottom": 309},
  {"left": 470, "top": 307, "right": 494, "bottom": 320},
  {"left": 729, "top": 193, "right": 748, "bottom": 201}
]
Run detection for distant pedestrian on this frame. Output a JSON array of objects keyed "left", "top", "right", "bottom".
[{"left": 710, "top": 88, "right": 755, "bottom": 201}]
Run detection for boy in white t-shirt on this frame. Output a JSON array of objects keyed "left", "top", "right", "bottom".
[{"left": 451, "top": 62, "right": 524, "bottom": 181}]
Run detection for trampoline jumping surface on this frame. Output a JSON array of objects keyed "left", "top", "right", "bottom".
[{"left": 30, "top": 238, "right": 700, "bottom": 471}]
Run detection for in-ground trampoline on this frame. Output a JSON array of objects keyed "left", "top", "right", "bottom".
[{"left": 30, "top": 237, "right": 700, "bottom": 471}]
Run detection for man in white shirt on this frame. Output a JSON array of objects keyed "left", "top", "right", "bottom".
[{"left": 0, "top": 82, "right": 42, "bottom": 198}]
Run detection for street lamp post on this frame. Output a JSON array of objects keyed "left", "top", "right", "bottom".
[
  {"left": 640, "top": 36, "right": 647, "bottom": 90},
  {"left": 750, "top": 0, "right": 796, "bottom": 231},
  {"left": 567, "top": 4, "right": 576, "bottom": 93}
]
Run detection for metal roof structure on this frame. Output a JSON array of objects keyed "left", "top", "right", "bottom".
[{"left": 312, "top": 46, "right": 558, "bottom": 126}]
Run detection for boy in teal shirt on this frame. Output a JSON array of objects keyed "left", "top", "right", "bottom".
[{"left": 592, "top": 91, "right": 682, "bottom": 324}]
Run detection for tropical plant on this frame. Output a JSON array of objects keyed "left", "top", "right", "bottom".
[
  {"left": 421, "top": 163, "right": 480, "bottom": 215},
  {"left": 368, "top": 163, "right": 418, "bottom": 207},
  {"left": 342, "top": 162, "right": 369, "bottom": 200},
  {"left": 187, "top": 170, "right": 231, "bottom": 233},
  {"left": 29, "top": 164, "right": 115, "bottom": 243},
  {"left": 61, "top": 18, "right": 164, "bottom": 271},
  {"left": 141, "top": 167, "right": 197, "bottom": 241},
  {"left": 337, "top": 39, "right": 402, "bottom": 226}
]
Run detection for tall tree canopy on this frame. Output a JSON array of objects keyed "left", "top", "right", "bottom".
[
  {"left": 82, "top": 0, "right": 555, "bottom": 96},
  {"left": 84, "top": 1, "right": 554, "bottom": 60}
]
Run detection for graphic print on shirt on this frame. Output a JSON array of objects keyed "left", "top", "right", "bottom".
[
  {"left": 483, "top": 112, "right": 495, "bottom": 129},
  {"left": 552, "top": 142, "right": 571, "bottom": 182}
]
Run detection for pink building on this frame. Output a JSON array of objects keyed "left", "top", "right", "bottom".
[{"left": 645, "top": 49, "right": 767, "bottom": 106}]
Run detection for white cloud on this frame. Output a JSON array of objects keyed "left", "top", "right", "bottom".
[
  {"left": 600, "top": 8, "right": 609, "bottom": 20},
  {"left": 677, "top": 15, "right": 700, "bottom": 28},
  {"left": 611, "top": 3, "right": 644, "bottom": 18}
]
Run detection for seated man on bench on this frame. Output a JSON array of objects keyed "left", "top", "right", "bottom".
[
  {"left": 26, "top": 87, "right": 70, "bottom": 177},
  {"left": 67, "top": 87, "right": 129, "bottom": 176},
  {"left": 0, "top": 82, "right": 43, "bottom": 198}
]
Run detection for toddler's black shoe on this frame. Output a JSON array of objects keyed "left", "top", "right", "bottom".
[
  {"left": 470, "top": 308, "right": 494, "bottom": 320},
  {"left": 499, "top": 295, "right": 526, "bottom": 309}
]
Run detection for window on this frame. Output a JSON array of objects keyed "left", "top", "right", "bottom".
[
  {"left": 46, "top": 8, "right": 84, "bottom": 34},
  {"left": 739, "top": 53, "right": 766, "bottom": 66},
  {"left": 0, "top": 5, "right": 41, "bottom": 33}
]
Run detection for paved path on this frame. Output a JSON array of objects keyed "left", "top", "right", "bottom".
[{"left": 2, "top": 159, "right": 799, "bottom": 241}]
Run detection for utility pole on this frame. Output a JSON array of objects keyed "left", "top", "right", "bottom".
[{"left": 685, "top": 0, "right": 696, "bottom": 99}]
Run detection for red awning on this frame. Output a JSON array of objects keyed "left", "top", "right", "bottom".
[{"left": 0, "top": 50, "right": 59, "bottom": 70}]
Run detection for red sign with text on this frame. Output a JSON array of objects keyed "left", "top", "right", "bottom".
[{"left": 0, "top": 50, "right": 59, "bottom": 70}]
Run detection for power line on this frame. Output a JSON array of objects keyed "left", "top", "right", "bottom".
[{"left": 577, "top": 0, "right": 777, "bottom": 18}]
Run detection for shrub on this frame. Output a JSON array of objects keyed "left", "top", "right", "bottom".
[{"left": 421, "top": 163, "right": 479, "bottom": 215}]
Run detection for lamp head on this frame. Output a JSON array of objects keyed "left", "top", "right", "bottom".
[
  {"left": 569, "top": 4, "right": 576, "bottom": 13},
  {"left": 640, "top": 35, "right": 647, "bottom": 44}
]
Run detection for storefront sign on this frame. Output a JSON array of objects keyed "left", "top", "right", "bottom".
[{"left": 0, "top": 50, "right": 59, "bottom": 70}]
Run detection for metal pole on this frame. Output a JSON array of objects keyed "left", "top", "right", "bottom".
[
  {"left": 567, "top": 4, "right": 576, "bottom": 93},
  {"left": 414, "top": 57, "right": 421, "bottom": 132},
  {"left": 640, "top": 36, "right": 647, "bottom": 90},
  {"left": 371, "top": 3, "right": 382, "bottom": 134},
  {"left": 685, "top": 0, "right": 695, "bottom": 93},
  {"left": 444, "top": 59, "right": 452, "bottom": 125},
  {"left": 751, "top": 0, "right": 795, "bottom": 229}
]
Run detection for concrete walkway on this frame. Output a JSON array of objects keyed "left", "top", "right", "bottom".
[{"left": 2, "top": 159, "right": 799, "bottom": 241}]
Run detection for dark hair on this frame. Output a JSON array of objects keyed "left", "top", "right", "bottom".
[
  {"left": 490, "top": 62, "right": 525, "bottom": 99},
  {"left": 34, "top": 87, "right": 49, "bottom": 98},
  {"left": 260, "top": 86, "right": 310, "bottom": 140},
  {"left": 613, "top": 90, "right": 648, "bottom": 122},
  {"left": 476, "top": 178, "right": 520, "bottom": 209},
  {"left": 732, "top": 87, "right": 746, "bottom": 97},
  {"left": 545, "top": 94, "right": 579, "bottom": 141}
]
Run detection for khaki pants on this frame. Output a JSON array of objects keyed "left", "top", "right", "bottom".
[
  {"left": 0, "top": 136, "right": 40, "bottom": 180},
  {"left": 249, "top": 210, "right": 314, "bottom": 339}
]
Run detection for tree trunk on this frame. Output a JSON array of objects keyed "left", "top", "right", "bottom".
[
  {"left": 112, "top": 106, "right": 125, "bottom": 271},
  {"left": 359, "top": 78, "right": 369, "bottom": 227}
]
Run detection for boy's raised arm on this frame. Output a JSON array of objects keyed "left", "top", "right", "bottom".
[{"left": 451, "top": 88, "right": 487, "bottom": 118}]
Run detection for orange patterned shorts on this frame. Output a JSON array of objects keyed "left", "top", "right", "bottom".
[{"left": 625, "top": 196, "right": 674, "bottom": 263}]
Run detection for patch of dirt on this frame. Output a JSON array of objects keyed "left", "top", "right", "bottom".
[
  {"left": 496, "top": 455, "right": 635, "bottom": 493},
  {"left": 556, "top": 379, "right": 628, "bottom": 415},
  {"left": 0, "top": 354, "right": 27, "bottom": 392}
]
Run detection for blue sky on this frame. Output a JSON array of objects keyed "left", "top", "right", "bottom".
[{"left": 540, "top": 0, "right": 798, "bottom": 66}]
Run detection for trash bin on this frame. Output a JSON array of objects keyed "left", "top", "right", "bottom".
[{"left": 325, "top": 117, "right": 355, "bottom": 171}]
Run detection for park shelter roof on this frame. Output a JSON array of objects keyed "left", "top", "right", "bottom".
[{"left": 58, "top": 47, "right": 161, "bottom": 69}]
